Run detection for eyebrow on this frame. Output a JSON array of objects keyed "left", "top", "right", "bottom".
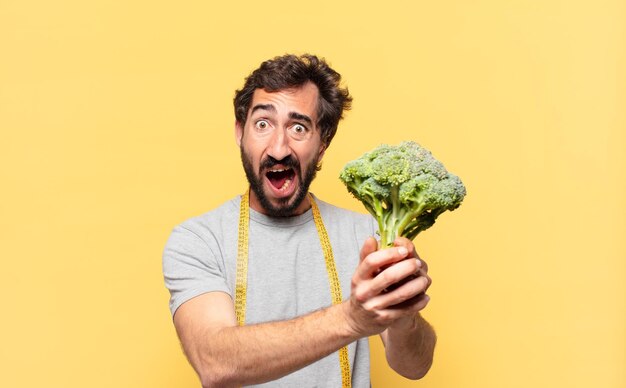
[
  {"left": 249, "top": 103, "right": 314, "bottom": 127},
  {"left": 250, "top": 104, "right": 276, "bottom": 115},
  {"left": 289, "top": 112, "right": 313, "bottom": 127}
]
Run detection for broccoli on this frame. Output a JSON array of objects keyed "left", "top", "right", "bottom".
[{"left": 339, "top": 141, "right": 466, "bottom": 247}]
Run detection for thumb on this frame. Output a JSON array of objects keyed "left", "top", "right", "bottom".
[{"left": 359, "top": 236, "right": 378, "bottom": 262}]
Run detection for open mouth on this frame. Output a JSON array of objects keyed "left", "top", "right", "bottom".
[{"left": 266, "top": 168, "right": 296, "bottom": 191}]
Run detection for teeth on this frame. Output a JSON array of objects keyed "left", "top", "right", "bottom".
[
  {"left": 280, "top": 179, "right": 292, "bottom": 190},
  {"left": 270, "top": 168, "right": 287, "bottom": 172}
]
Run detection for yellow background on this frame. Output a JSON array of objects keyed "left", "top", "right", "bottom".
[{"left": 1, "top": 0, "right": 624, "bottom": 387}]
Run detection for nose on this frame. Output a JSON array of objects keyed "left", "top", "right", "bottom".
[{"left": 267, "top": 127, "right": 292, "bottom": 161}]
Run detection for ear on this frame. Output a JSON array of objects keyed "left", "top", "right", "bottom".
[
  {"left": 234, "top": 121, "right": 243, "bottom": 146},
  {"left": 318, "top": 143, "right": 327, "bottom": 160}
]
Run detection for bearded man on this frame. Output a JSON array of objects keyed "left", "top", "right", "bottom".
[{"left": 163, "top": 54, "right": 436, "bottom": 387}]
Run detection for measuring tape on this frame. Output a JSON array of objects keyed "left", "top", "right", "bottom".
[{"left": 235, "top": 190, "right": 352, "bottom": 387}]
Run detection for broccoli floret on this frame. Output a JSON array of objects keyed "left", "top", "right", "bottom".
[{"left": 339, "top": 141, "right": 466, "bottom": 247}]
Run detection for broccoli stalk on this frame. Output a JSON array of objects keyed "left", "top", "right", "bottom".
[{"left": 339, "top": 141, "right": 466, "bottom": 248}]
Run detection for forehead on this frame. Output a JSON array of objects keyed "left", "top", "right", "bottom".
[{"left": 249, "top": 82, "right": 320, "bottom": 120}]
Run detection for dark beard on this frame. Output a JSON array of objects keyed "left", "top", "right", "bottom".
[{"left": 240, "top": 146, "right": 319, "bottom": 217}]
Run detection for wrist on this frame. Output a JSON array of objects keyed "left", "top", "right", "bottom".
[
  {"left": 389, "top": 314, "right": 418, "bottom": 331},
  {"left": 339, "top": 300, "right": 363, "bottom": 338},
  {"left": 390, "top": 311, "right": 432, "bottom": 333}
]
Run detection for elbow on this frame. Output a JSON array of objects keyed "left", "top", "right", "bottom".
[
  {"left": 198, "top": 367, "right": 237, "bottom": 388},
  {"left": 199, "top": 374, "right": 228, "bottom": 388},
  {"left": 400, "top": 360, "right": 433, "bottom": 380},
  {"left": 409, "top": 364, "right": 431, "bottom": 380},
  {"left": 196, "top": 358, "right": 239, "bottom": 388}
]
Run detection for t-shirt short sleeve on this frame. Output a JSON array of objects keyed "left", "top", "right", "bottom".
[{"left": 162, "top": 224, "right": 231, "bottom": 317}]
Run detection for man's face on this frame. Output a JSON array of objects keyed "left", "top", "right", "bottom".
[{"left": 236, "top": 82, "right": 326, "bottom": 217}]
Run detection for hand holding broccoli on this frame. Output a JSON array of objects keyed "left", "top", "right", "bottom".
[
  {"left": 340, "top": 141, "right": 466, "bottom": 247},
  {"left": 345, "top": 236, "right": 431, "bottom": 336}
]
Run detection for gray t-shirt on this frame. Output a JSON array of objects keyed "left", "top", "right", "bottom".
[{"left": 163, "top": 194, "right": 378, "bottom": 387}]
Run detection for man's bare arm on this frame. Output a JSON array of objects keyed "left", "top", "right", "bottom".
[
  {"left": 174, "top": 291, "right": 359, "bottom": 387},
  {"left": 381, "top": 312, "right": 436, "bottom": 379},
  {"left": 174, "top": 239, "right": 434, "bottom": 387}
]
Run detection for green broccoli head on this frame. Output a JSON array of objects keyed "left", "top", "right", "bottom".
[{"left": 339, "top": 141, "right": 466, "bottom": 247}]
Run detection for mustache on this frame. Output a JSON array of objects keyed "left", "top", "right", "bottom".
[{"left": 260, "top": 155, "right": 299, "bottom": 170}]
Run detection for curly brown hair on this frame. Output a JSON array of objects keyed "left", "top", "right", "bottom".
[{"left": 234, "top": 54, "right": 352, "bottom": 147}]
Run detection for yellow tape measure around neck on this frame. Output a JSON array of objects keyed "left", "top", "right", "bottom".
[{"left": 235, "top": 190, "right": 352, "bottom": 387}]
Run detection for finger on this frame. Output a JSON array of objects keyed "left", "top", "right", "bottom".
[
  {"left": 394, "top": 237, "right": 429, "bottom": 274},
  {"left": 388, "top": 293, "right": 431, "bottom": 312},
  {"left": 364, "top": 275, "right": 431, "bottom": 310},
  {"left": 355, "top": 237, "right": 379, "bottom": 282},
  {"left": 359, "top": 236, "right": 378, "bottom": 263},
  {"left": 357, "top": 245, "right": 411, "bottom": 279},
  {"left": 416, "top": 267, "right": 430, "bottom": 283},
  {"left": 355, "top": 293, "right": 431, "bottom": 329},
  {"left": 393, "top": 237, "right": 417, "bottom": 257},
  {"left": 415, "top": 254, "right": 428, "bottom": 274},
  {"left": 386, "top": 274, "right": 431, "bottom": 304},
  {"left": 369, "top": 258, "right": 421, "bottom": 294}
]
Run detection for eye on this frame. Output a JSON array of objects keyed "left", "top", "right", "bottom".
[
  {"left": 255, "top": 120, "right": 270, "bottom": 131},
  {"left": 289, "top": 123, "right": 310, "bottom": 139}
]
